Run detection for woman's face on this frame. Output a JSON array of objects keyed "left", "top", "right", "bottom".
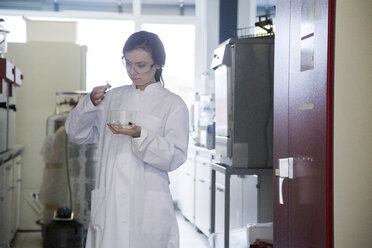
[{"left": 124, "top": 48, "right": 157, "bottom": 90}]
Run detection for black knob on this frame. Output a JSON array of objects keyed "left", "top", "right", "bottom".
[{"left": 56, "top": 207, "right": 72, "bottom": 219}]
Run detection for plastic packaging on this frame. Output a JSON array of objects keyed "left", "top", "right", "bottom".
[
  {"left": 55, "top": 91, "right": 87, "bottom": 115},
  {"left": 246, "top": 222, "right": 273, "bottom": 245}
]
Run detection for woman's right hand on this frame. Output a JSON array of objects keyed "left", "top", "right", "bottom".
[{"left": 90, "top": 83, "right": 111, "bottom": 106}]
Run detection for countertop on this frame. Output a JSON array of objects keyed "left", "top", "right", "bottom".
[
  {"left": 0, "top": 145, "right": 25, "bottom": 164},
  {"left": 189, "top": 144, "right": 216, "bottom": 154}
]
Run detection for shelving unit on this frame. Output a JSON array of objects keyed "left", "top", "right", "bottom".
[{"left": 210, "top": 163, "right": 272, "bottom": 248}]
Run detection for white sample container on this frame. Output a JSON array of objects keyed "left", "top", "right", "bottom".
[{"left": 246, "top": 222, "right": 273, "bottom": 245}]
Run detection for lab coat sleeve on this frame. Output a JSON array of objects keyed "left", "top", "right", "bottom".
[
  {"left": 131, "top": 102, "right": 189, "bottom": 172},
  {"left": 65, "top": 95, "right": 102, "bottom": 145}
]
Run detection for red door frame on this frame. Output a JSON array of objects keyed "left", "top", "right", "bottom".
[
  {"left": 326, "top": 0, "right": 335, "bottom": 246},
  {"left": 273, "top": 0, "right": 334, "bottom": 247}
]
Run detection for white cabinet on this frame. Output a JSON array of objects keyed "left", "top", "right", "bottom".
[
  {"left": 214, "top": 172, "right": 258, "bottom": 232},
  {"left": 194, "top": 149, "right": 212, "bottom": 235},
  {"left": 13, "top": 155, "right": 22, "bottom": 231},
  {"left": 177, "top": 146, "right": 268, "bottom": 238},
  {"left": 242, "top": 175, "right": 258, "bottom": 225},
  {"left": 193, "top": 150, "right": 247, "bottom": 235},
  {"left": 0, "top": 151, "right": 23, "bottom": 247},
  {"left": 229, "top": 175, "right": 244, "bottom": 229},
  {"left": 5, "top": 160, "right": 14, "bottom": 244},
  {"left": 0, "top": 159, "right": 13, "bottom": 247},
  {"left": 0, "top": 163, "right": 6, "bottom": 246},
  {"left": 215, "top": 178, "right": 225, "bottom": 233},
  {"left": 177, "top": 148, "right": 196, "bottom": 223},
  {"left": 195, "top": 177, "right": 211, "bottom": 235}
]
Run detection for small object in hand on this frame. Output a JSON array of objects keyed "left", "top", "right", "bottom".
[{"left": 104, "top": 81, "right": 111, "bottom": 93}]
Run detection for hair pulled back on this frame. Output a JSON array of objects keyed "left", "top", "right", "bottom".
[{"left": 123, "top": 31, "right": 166, "bottom": 86}]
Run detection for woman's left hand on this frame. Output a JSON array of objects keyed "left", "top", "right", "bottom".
[{"left": 107, "top": 122, "right": 141, "bottom": 138}]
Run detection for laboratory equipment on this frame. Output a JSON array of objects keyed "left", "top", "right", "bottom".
[{"left": 211, "top": 36, "right": 274, "bottom": 168}]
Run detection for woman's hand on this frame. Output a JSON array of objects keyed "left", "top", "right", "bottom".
[
  {"left": 107, "top": 122, "right": 141, "bottom": 138},
  {"left": 90, "top": 83, "right": 111, "bottom": 106}
]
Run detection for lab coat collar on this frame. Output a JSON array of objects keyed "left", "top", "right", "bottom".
[{"left": 131, "top": 82, "right": 162, "bottom": 94}]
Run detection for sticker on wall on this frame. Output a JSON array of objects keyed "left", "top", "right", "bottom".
[
  {"left": 300, "top": 0, "right": 319, "bottom": 72},
  {"left": 299, "top": 103, "right": 315, "bottom": 110}
]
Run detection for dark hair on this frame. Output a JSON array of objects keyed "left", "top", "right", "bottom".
[{"left": 123, "top": 31, "right": 166, "bottom": 86}]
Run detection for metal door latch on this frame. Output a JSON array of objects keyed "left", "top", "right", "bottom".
[{"left": 278, "top": 158, "right": 293, "bottom": 205}]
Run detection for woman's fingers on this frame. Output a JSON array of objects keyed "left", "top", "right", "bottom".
[
  {"left": 90, "top": 83, "right": 111, "bottom": 106},
  {"left": 107, "top": 123, "right": 118, "bottom": 133},
  {"left": 107, "top": 122, "right": 141, "bottom": 138},
  {"left": 107, "top": 123, "right": 126, "bottom": 134},
  {"left": 128, "top": 123, "right": 141, "bottom": 138},
  {"left": 91, "top": 94, "right": 104, "bottom": 106}
]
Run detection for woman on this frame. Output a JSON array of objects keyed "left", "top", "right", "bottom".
[{"left": 65, "top": 31, "right": 189, "bottom": 248}]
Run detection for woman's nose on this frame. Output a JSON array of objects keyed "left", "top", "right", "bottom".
[{"left": 129, "top": 66, "right": 138, "bottom": 74}]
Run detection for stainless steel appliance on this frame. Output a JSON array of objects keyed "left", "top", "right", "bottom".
[{"left": 211, "top": 36, "right": 274, "bottom": 168}]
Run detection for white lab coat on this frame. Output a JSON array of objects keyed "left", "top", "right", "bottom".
[{"left": 65, "top": 82, "right": 189, "bottom": 248}]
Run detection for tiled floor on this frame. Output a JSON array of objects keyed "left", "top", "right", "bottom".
[
  {"left": 11, "top": 211, "right": 210, "bottom": 248},
  {"left": 11, "top": 232, "right": 42, "bottom": 248},
  {"left": 177, "top": 213, "right": 210, "bottom": 248}
]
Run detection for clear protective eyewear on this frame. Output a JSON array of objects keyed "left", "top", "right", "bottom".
[{"left": 122, "top": 57, "right": 155, "bottom": 74}]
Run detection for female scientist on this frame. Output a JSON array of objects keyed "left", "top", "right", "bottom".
[{"left": 65, "top": 31, "right": 189, "bottom": 248}]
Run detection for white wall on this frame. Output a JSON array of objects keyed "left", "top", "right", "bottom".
[
  {"left": 238, "top": 0, "right": 256, "bottom": 30},
  {"left": 333, "top": 0, "right": 372, "bottom": 247},
  {"left": 26, "top": 19, "right": 77, "bottom": 43},
  {"left": 194, "top": 0, "right": 219, "bottom": 95}
]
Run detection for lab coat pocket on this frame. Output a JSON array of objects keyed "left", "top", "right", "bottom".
[
  {"left": 142, "top": 191, "right": 174, "bottom": 234},
  {"left": 90, "top": 188, "right": 106, "bottom": 232}
]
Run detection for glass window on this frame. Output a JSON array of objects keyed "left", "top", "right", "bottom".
[
  {"left": 0, "top": 0, "right": 133, "bottom": 14},
  {"left": 58, "top": 0, "right": 133, "bottom": 14},
  {"left": 76, "top": 19, "right": 135, "bottom": 91},
  {"left": 141, "top": 0, "right": 195, "bottom": 16},
  {"left": 0, "top": 16, "right": 27, "bottom": 43},
  {"left": 142, "top": 23, "right": 195, "bottom": 107}
]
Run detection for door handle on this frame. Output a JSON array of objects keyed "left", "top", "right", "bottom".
[
  {"left": 278, "top": 158, "right": 293, "bottom": 205},
  {"left": 9, "top": 104, "right": 16, "bottom": 111}
]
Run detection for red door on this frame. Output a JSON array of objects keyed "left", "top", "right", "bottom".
[{"left": 273, "top": 0, "right": 334, "bottom": 247}]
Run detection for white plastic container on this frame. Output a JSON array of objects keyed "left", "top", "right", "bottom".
[
  {"left": 208, "top": 228, "right": 247, "bottom": 248},
  {"left": 246, "top": 222, "right": 273, "bottom": 245}
]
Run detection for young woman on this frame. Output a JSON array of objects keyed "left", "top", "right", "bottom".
[{"left": 66, "top": 31, "right": 189, "bottom": 248}]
